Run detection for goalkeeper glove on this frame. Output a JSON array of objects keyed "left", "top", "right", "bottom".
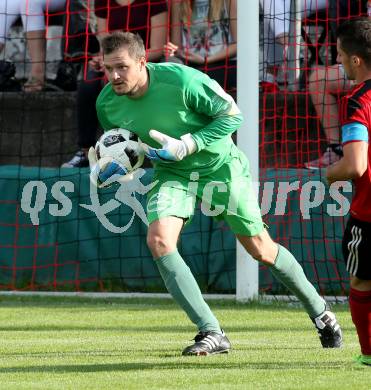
[
  {"left": 88, "top": 147, "right": 127, "bottom": 188},
  {"left": 141, "top": 130, "right": 197, "bottom": 162}
]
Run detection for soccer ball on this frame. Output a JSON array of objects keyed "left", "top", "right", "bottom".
[
  {"left": 95, "top": 129, "right": 144, "bottom": 173},
  {"left": 95, "top": 128, "right": 144, "bottom": 177}
]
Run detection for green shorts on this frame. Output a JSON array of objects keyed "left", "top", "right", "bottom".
[{"left": 146, "top": 149, "right": 264, "bottom": 236}]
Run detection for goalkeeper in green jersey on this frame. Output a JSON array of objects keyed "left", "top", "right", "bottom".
[{"left": 90, "top": 31, "right": 342, "bottom": 356}]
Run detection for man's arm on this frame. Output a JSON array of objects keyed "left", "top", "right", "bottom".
[
  {"left": 185, "top": 73, "right": 243, "bottom": 151},
  {"left": 326, "top": 120, "right": 369, "bottom": 184},
  {"left": 142, "top": 71, "right": 243, "bottom": 162},
  {"left": 148, "top": 11, "right": 168, "bottom": 62},
  {"left": 326, "top": 141, "right": 368, "bottom": 184}
]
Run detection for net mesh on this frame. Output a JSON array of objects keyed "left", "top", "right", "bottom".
[{"left": 0, "top": 0, "right": 367, "bottom": 300}]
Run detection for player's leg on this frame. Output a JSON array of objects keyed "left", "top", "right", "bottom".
[
  {"left": 237, "top": 230, "right": 325, "bottom": 317},
  {"left": 350, "top": 277, "right": 371, "bottom": 366},
  {"left": 343, "top": 217, "right": 371, "bottom": 365},
  {"left": 211, "top": 149, "right": 342, "bottom": 347},
  {"left": 146, "top": 180, "right": 230, "bottom": 355},
  {"left": 147, "top": 217, "right": 222, "bottom": 333},
  {"left": 236, "top": 230, "right": 342, "bottom": 348}
]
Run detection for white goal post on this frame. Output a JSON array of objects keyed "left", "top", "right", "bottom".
[{"left": 236, "top": 0, "right": 260, "bottom": 301}]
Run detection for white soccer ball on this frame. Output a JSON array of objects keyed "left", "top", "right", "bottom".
[{"left": 95, "top": 128, "right": 144, "bottom": 176}]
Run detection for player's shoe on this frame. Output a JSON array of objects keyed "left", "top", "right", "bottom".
[
  {"left": 312, "top": 309, "right": 343, "bottom": 348},
  {"left": 182, "top": 329, "right": 231, "bottom": 356},
  {"left": 62, "top": 150, "right": 89, "bottom": 168},
  {"left": 353, "top": 354, "right": 371, "bottom": 366}
]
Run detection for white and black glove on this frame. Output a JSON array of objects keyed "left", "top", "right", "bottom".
[
  {"left": 88, "top": 147, "right": 129, "bottom": 188},
  {"left": 141, "top": 130, "right": 197, "bottom": 162}
]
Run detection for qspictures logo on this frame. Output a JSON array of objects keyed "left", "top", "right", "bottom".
[{"left": 20, "top": 171, "right": 352, "bottom": 233}]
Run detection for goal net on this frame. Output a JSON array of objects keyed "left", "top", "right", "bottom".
[{"left": 0, "top": 0, "right": 366, "bottom": 301}]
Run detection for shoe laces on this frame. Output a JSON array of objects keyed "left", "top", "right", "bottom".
[
  {"left": 193, "top": 332, "right": 209, "bottom": 342},
  {"left": 193, "top": 330, "right": 225, "bottom": 342}
]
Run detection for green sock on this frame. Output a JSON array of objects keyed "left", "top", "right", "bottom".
[
  {"left": 269, "top": 245, "right": 326, "bottom": 318},
  {"left": 155, "top": 250, "right": 221, "bottom": 333}
]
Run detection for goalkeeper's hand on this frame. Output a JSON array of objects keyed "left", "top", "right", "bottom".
[
  {"left": 141, "top": 129, "right": 197, "bottom": 162},
  {"left": 88, "top": 147, "right": 128, "bottom": 188}
]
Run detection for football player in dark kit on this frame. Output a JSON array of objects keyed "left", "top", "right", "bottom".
[{"left": 327, "top": 17, "right": 371, "bottom": 366}]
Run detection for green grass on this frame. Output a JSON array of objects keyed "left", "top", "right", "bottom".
[{"left": 0, "top": 296, "right": 368, "bottom": 390}]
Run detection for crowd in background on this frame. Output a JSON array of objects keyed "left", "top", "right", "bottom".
[{"left": 0, "top": 0, "right": 368, "bottom": 169}]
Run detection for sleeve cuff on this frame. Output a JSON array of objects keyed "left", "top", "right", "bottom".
[
  {"left": 181, "top": 133, "right": 199, "bottom": 154},
  {"left": 188, "top": 133, "right": 205, "bottom": 152}
]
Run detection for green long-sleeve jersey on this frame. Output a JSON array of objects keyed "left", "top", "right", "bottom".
[{"left": 96, "top": 62, "right": 243, "bottom": 177}]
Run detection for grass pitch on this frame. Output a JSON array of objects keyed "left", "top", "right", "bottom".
[{"left": 0, "top": 296, "right": 368, "bottom": 390}]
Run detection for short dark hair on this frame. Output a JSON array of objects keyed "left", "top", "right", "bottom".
[
  {"left": 337, "top": 17, "right": 371, "bottom": 68},
  {"left": 101, "top": 31, "right": 146, "bottom": 60}
]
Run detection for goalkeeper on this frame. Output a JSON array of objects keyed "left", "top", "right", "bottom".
[{"left": 91, "top": 31, "right": 342, "bottom": 356}]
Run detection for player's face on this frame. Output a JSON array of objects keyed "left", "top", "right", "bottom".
[
  {"left": 104, "top": 47, "right": 146, "bottom": 96},
  {"left": 336, "top": 39, "right": 356, "bottom": 80}
]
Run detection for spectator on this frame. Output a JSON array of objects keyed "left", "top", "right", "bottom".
[
  {"left": 304, "top": 0, "right": 367, "bottom": 169},
  {"left": 260, "top": 0, "right": 327, "bottom": 91},
  {"left": 163, "top": 0, "right": 237, "bottom": 94},
  {"left": 53, "top": 0, "right": 100, "bottom": 92},
  {"left": 61, "top": 0, "right": 99, "bottom": 62},
  {"left": 0, "top": 0, "right": 66, "bottom": 92},
  {"left": 62, "top": 0, "right": 168, "bottom": 168},
  {"left": 305, "top": 64, "right": 354, "bottom": 168}
]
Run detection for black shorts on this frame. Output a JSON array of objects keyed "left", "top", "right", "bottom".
[{"left": 342, "top": 216, "right": 371, "bottom": 280}]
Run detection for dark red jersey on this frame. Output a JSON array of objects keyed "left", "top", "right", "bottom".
[{"left": 340, "top": 79, "right": 371, "bottom": 222}]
